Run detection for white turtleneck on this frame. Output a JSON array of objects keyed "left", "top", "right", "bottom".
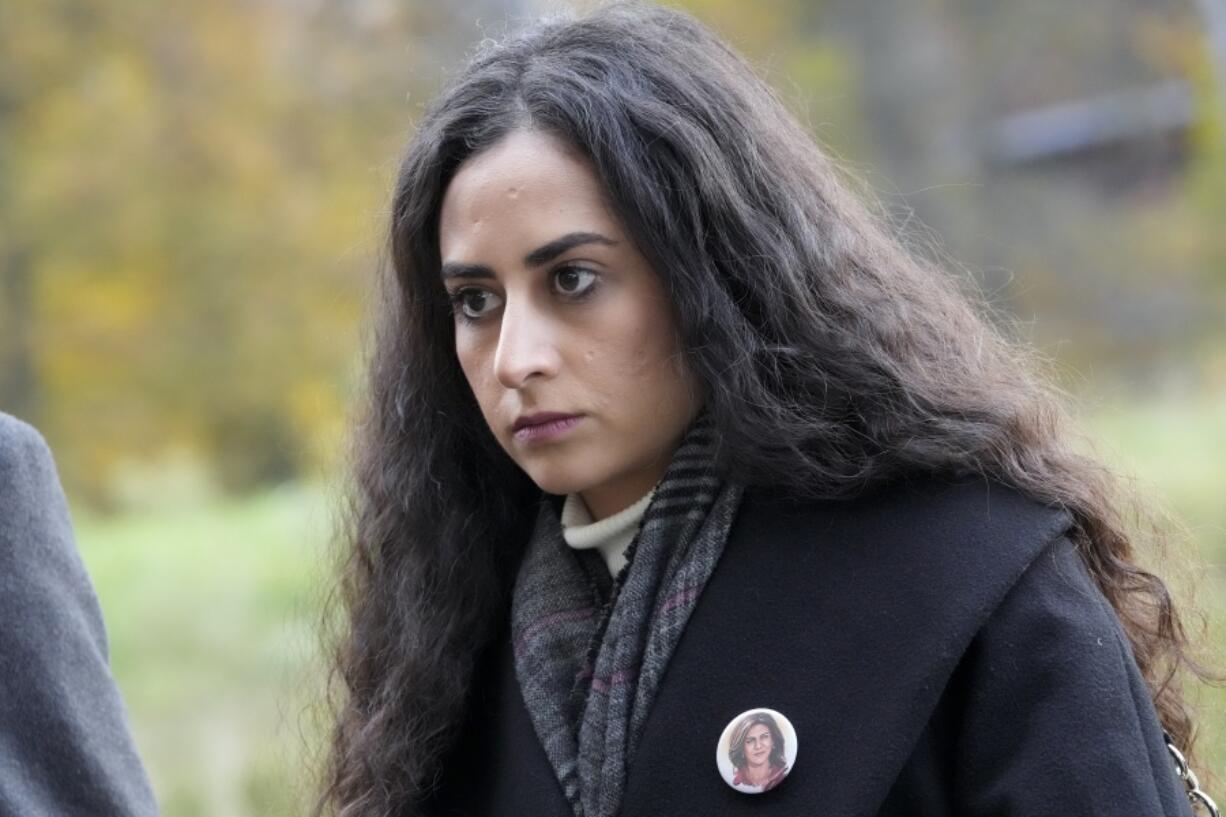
[{"left": 560, "top": 487, "right": 656, "bottom": 576}]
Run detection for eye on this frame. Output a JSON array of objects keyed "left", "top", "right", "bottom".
[
  {"left": 552, "top": 266, "right": 598, "bottom": 298},
  {"left": 449, "top": 288, "right": 503, "bottom": 321}
]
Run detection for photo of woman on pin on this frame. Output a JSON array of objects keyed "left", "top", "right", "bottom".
[{"left": 722, "top": 709, "right": 796, "bottom": 793}]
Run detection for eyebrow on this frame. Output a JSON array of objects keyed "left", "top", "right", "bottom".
[{"left": 440, "top": 231, "right": 618, "bottom": 281}]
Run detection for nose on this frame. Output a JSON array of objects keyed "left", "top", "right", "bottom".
[{"left": 493, "top": 297, "right": 561, "bottom": 389}]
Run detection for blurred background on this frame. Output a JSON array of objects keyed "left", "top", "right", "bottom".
[{"left": 1, "top": 0, "right": 1223, "bottom": 813}]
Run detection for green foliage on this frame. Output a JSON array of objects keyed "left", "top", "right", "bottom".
[
  {"left": 77, "top": 481, "right": 336, "bottom": 817},
  {"left": 1124, "top": 10, "right": 1226, "bottom": 303},
  {"left": 0, "top": 0, "right": 418, "bottom": 506}
]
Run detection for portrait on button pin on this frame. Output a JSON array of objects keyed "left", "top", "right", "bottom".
[{"left": 717, "top": 708, "right": 798, "bottom": 793}]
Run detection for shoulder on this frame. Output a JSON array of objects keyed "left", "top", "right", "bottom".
[
  {"left": 0, "top": 412, "right": 99, "bottom": 628},
  {"left": 715, "top": 473, "right": 1078, "bottom": 694},
  {"left": 0, "top": 409, "right": 43, "bottom": 444},
  {"left": 0, "top": 410, "right": 58, "bottom": 483},
  {"left": 967, "top": 529, "right": 1151, "bottom": 726},
  {"left": 0, "top": 411, "right": 73, "bottom": 553},
  {"left": 0, "top": 412, "right": 77, "bottom": 566},
  {"left": 733, "top": 473, "right": 1074, "bottom": 592},
  {"left": 0, "top": 412, "right": 68, "bottom": 541},
  {"left": 0, "top": 412, "right": 104, "bottom": 664},
  {"left": 746, "top": 471, "right": 1070, "bottom": 536},
  {"left": 709, "top": 473, "right": 1078, "bottom": 692},
  {"left": 938, "top": 533, "right": 1193, "bottom": 814}
]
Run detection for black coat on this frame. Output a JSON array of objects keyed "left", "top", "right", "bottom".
[{"left": 427, "top": 476, "right": 1195, "bottom": 816}]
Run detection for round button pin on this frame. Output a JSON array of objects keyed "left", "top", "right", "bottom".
[{"left": 716, "top": 708, "right": 798, "bottom": 794}]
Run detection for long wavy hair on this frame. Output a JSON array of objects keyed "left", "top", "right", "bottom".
[{"left": 315, "top": 3, "right": 1212, "bottom": 815}]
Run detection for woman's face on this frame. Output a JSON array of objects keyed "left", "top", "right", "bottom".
[
  {"left": 744, "top": 723, "right": 773, "bottom": 768},
  {"left": 438, "top": 129, "right": 701, "bottom": 520}
]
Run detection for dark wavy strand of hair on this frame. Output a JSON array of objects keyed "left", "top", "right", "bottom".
[{"left": 314, "top": 3, "right": 1216, "bottom": 815}]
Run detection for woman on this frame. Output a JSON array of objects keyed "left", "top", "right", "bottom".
[
  {"left": 315, "top": 3, "right": 1217, "bottom": 816},
  {"left": 727, "top": 711, "right": 790, "bottom": 793}
]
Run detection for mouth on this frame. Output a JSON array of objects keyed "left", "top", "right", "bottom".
[{"left": 511, "top": 412, "right": 584, "bottom": 443}]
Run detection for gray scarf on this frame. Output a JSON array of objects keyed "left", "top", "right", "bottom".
[{"left": 511, "top": 419, "right": 743, "bottom": 817}]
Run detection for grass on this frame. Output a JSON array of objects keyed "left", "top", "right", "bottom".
[
  {"left": 76, "top": 482, "right": 336, "bottom": 817},
  {"left": 73, "top": 393, "right": 1225, "bottom": 816}
]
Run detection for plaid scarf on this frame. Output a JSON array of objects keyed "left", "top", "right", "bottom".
[{"left": 511, "top": 419, "right": 743, "bottom": 817}]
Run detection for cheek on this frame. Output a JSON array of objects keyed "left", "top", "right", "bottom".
[
  {"left": 582, "top": 322, "right": 687, "bottom": 414},
  {"left": 455, "top": 333, "right": 496, "bottom": 408},
  {"left": 606, "top": 295, "right": 684, "bottom": 376},
  {"left": 454, "top": 334, "right": 478, "bottom": 387},
  {"left": 629, "top": 320, "right": 694, "bottom": 407}
]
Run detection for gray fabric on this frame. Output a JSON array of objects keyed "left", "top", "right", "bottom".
[
  {"left": 511, "top": 418, "right": 743, "bottom": 817},
  {"left": 0, "top": 412, "right": 159, "bottom": 817}
]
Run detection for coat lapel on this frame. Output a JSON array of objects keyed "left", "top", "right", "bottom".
[{"left": 619, "top": 476, "right": 1071, "bottom": 816}]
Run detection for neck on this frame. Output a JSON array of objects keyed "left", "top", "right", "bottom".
[
  {"left": 747, "top": 763, "right": 772, "bottom": 784},
  {"left": 579, "top": 465, "right": 668, "bottom": 522}
]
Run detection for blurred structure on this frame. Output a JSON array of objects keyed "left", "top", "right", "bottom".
[
  {"left": 0, "top": 0, "right": 1222, "bottom": 503},
  {"left": 982, "top": 80, "right": 1194, "bottom": 193}
]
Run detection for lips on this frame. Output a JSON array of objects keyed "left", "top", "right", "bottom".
[
  {"left": 513, "top": 411, "right": 580, "bottom": 432},
  {"left": 511, "top": 412, "right": 584, "bottom": 443}
]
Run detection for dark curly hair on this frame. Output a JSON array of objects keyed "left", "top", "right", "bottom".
[{"left": 313, "top": 3, "right": 1214, "bottom": 815}]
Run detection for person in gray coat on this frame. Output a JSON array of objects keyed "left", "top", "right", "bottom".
[{"left": 0, "top": 412, "right": 159, "bottom": 816}]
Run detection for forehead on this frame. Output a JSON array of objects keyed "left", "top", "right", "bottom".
[
  {"left": 747, "top": 723, "right": 770, "bottom": 735},
  {"left": 438, "top": 129, "right": 617, "bottom": 259}
]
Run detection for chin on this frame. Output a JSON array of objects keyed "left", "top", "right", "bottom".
[{"left": 518, "top": 459, "right": 603, "bottom": 498}]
